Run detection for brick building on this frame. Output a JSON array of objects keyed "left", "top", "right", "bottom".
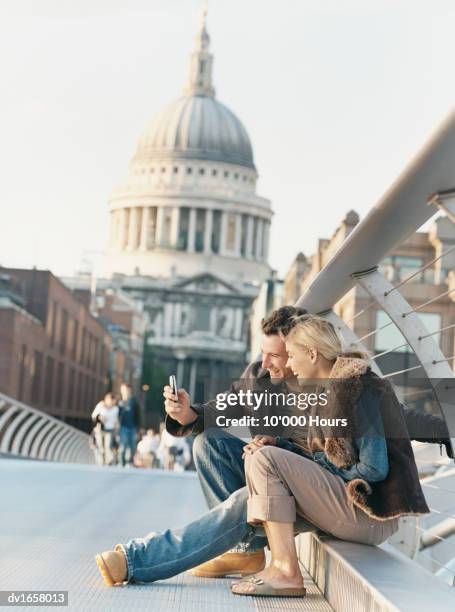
[
  {"left": 0, "top": 268, "right": 112, "bottom": 431},
  {"left": 66, "top": 281, "right": 146, "bottom": 396}
]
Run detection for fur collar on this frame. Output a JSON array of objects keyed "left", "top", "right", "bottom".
[{"left": 329, "top": 356, "right": 369, "bottom": 380}]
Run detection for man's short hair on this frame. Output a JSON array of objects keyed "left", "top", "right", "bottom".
[{"left": 261, "top": 305, "right": 309, "bottom": 337}]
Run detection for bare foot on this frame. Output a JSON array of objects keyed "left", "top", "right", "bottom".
[{"left": 231, "top": 564, "right": 304, "bottom": 594}]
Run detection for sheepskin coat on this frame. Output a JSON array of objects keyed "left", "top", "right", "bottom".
[{"left": 308, "top": 356, "right": 430, "bottom": 521}]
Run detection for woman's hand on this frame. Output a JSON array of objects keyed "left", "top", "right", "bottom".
[{"left": 242, "top": 435, "right": 277, "bottom": 459}]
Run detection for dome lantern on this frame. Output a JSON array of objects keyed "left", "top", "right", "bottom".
[{"left": 183, "top": 9, "right": 215, "bottom": 98}]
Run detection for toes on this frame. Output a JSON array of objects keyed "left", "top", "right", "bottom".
[{"left": 231, "top": 582, "right": 255, "bottom": 594}]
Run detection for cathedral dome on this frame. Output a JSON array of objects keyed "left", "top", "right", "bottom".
[
  {"left": 133, "top": 13, "right": 255, "bottom": 171},
  {"left": 135, "top": 95, "right": 255, "bottom": 170}
]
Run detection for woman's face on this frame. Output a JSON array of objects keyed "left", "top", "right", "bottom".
[{"left": 285, "top": 341, "right": 318, "bottom": 379}]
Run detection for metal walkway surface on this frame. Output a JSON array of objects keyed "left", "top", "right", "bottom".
[{"left": 0, "top": 458, "right": 331, "bottom": 611}]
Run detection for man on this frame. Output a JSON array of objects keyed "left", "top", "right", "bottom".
[
  {"left": 164, "top": 305, "right": 453, "bottom": 578},
  {"left": 163, "top": 305, "right": 309, "bottom": 577},
  {"left": 118, "top": 383, "right": 141, "bottom": 468}
]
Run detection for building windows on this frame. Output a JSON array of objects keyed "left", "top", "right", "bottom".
[
  {"left": 186, "top": 167, "right": 193, "bottom": 174},
  {"left": 72, "top": 320, "right": 79, "bottom": 360},
  {"left": 178, "top": 207, "right": 190, "bottom": 251},
  {"left": 173, "top": 166, "right": 179, "bottom": 174},
  {"left": 224, "top": 170, "right": 229, "bottom": 178},
  {"left": 50, "top": 301, "right": 58, "bottom": 347},
  {"left": 195, "top": 209, "right": 206, "bottom": 252},
  {"left": 234, "top": 173, "right": 239, "bottom": 180},
  {"left": 211, "top": 210, "right": 222, "bottom": 254},
  {"left": 44, "top": 356, "right": 54, "bottom": 406},
  {"left": 68, "top": 368, "right": 75, "bottom": 411},
  {"left": 375, "top": 310, "right": 441, "bottom": 353},
  {"left": 194, "top": 304, "right": 211, "bottom": 332},
  {"left": 379, "top": 256, "right": 429, "bottom": 284},
  {"left": 161, "top": 167, "right": 166, "bottom": 173},
  {"left": 150, "top": 167, "right": 155, "bottom": 173},
  {"left": 31, "top": 351, "right": 43, "bottom": 405},
  {"left": 212, "top": 169, "right": 217, "bottom": 176},
  {"left": 17, "top": 345, "right": 27, "bottom": 402},
  {"left": 76, "top": 371, "right": 83, "bottom": 412},
  {"left": 55, "top": 361, "right": 64, "bottom": 408},
  {"left": 60, "top": 309, "right": 68, "bottom": 355},
  {"left": 199, "top": 168, "right": 205, "bottom": 175}
]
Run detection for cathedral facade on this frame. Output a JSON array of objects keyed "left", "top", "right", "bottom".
[{"left": 104, "top": 15, "right": 273, "bottom": 407}]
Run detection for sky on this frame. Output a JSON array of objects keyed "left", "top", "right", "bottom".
[{"left": 1, "top": 0, "right": 455, "bottom": 278}]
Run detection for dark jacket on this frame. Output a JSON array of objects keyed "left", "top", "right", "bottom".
[
  {"left": 119, "top": 397, "right": 140, "bottom": 429},
  {"left": 165, "top": 358, "right": 452, "bottom": 459},
  {"left": 307, "top": 356, "right": 430, "bottom": 521}
]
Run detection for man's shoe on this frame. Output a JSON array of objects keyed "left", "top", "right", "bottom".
[
  {"left": 188, "top": 550, "right": 266, "bottom": 578},
  {"left": 95, "top": 549, "right": 128, "bottom": 586}
]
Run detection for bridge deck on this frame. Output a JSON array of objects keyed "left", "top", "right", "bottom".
[{"left": 0, "top": 458, "right": 331, "bottom": 611}]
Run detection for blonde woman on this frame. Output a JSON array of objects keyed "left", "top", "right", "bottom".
[{"left": 231, "top": 315, "right": 429, "bottom": 598}]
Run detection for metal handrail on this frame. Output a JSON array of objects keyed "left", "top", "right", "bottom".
[
  {"left": 0, "top": 391, "right": 94, "bottom": 464},
  {"left": 296, "top": 108, "right": 455, "bottom": 314}
]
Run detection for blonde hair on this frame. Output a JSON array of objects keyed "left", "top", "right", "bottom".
[{"left": 284, "top": 314, "right": 369, "bottom": 362}]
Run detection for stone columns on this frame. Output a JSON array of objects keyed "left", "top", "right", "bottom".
[
  {"left": 220, "top": 211, "right": 228, "bottom": 255},
  {"left": 204, "top": 209, "right": 213, "bottom": 254},
  {"left": 155, "top": 206, "right": 164, "bottom": 247},
  {"left": 255, "top": 218, "right": 264, "bottom": 261},
  {"left": 176, "top": 358, "right": 184, "bottom": 386},
  {"left": 173, "top": 302, "right": 182, "bottom": 334},
  {"left": 119, "top": 209, "right": 128, "bottom": 250},
  {"left": 188, "top": 208, "right": 197, "bottom": 252},
  {"left": 262, "top": 220, "right": 270, "bottom": 262},
  {"left": 140, "top": 206, "right": 150, "bottom": 251},
  {"left": 170, "top": 207, "right": 180, "bottom": 249},
  {"left": 127, "top": 207, "right": 139, "bottom": 250},
  {"left": 246, "top": 215, "right": 254, "bottom": 259},
  {"left": 234, "top": 213, "right": 242, "bottom": 256},
  {"left": 234, "top": 308, "right": 243, "bottom": 340},
  {"left": 189, "top": 359, "right": 197, "bottom": 400}
]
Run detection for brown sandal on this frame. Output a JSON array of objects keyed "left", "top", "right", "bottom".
[{"left": 231, "top": 575, "right": 306, "bottom": 598}]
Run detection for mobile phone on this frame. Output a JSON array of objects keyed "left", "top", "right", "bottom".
[{"left": 169, "top": 375, "right": 178, "bottom": 398}]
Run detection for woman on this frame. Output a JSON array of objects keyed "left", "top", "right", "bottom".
[
  {"left": 230, "top": 315, "right": 429, "bottom": 597},
  {"left": 95, "top": 316, "right": 428, "bottom": 597}
]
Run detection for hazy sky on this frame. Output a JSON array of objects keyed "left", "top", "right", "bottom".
[{"left": 1, "top": 0, "right": 455, "bottom": 278}]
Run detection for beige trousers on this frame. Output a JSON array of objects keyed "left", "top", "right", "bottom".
[{"left": 244, "top": 445, "right": 399, "bottom": 546}]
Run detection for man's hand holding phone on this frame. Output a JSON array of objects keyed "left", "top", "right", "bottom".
[{"left": 163, "top": 380, "right": 197, "bottom": 426}]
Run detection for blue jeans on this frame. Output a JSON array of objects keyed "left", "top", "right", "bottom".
[
  {"left": 119, "top": 430, "right": 269, "bottom": 583},
  {"left": 119, "top": 427, "right": 137, "bottom": 466}
]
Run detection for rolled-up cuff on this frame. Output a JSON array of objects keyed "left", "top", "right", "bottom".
[
  {"left": 115, "top": 543, "right": 133, "bottom": 583},
  {"left": 247, "top": 495, "right": 296, "bottom": 524}
]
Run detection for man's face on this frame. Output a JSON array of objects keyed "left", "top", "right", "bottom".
[
  {"left": 260, "top": 334, "right": 293, "bottom": 381},
  {"left": 120, "top": 385, "right": 131, "bottom": 400}
]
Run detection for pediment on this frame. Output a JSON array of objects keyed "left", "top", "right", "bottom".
[{"left": 174, "top": 273, "right": 239, "bottom": 295}]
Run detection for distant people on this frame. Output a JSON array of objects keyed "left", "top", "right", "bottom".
[
  {"left": 136, "top": 428, "right": 161, "bottom": 469},
  {"left": 157, "top": 429, "right": 191, "bottom": 471},
  {"left": 118, "top": 383, "right": 141, "bottom": 468},
  {"left": 91, "top": 393, "right": 119, "bottom": 466}
]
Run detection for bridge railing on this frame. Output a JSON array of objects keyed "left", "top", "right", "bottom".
[
  {"left": 296, "top": 108, "right": 455, "bottom": 587},
  {"left": 0, "top": 392, "right": 94, "bottom": 464}
]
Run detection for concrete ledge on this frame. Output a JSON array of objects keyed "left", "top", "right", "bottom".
[{"left": 296, "top": 532, "right": 453, "bottom": 612}]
